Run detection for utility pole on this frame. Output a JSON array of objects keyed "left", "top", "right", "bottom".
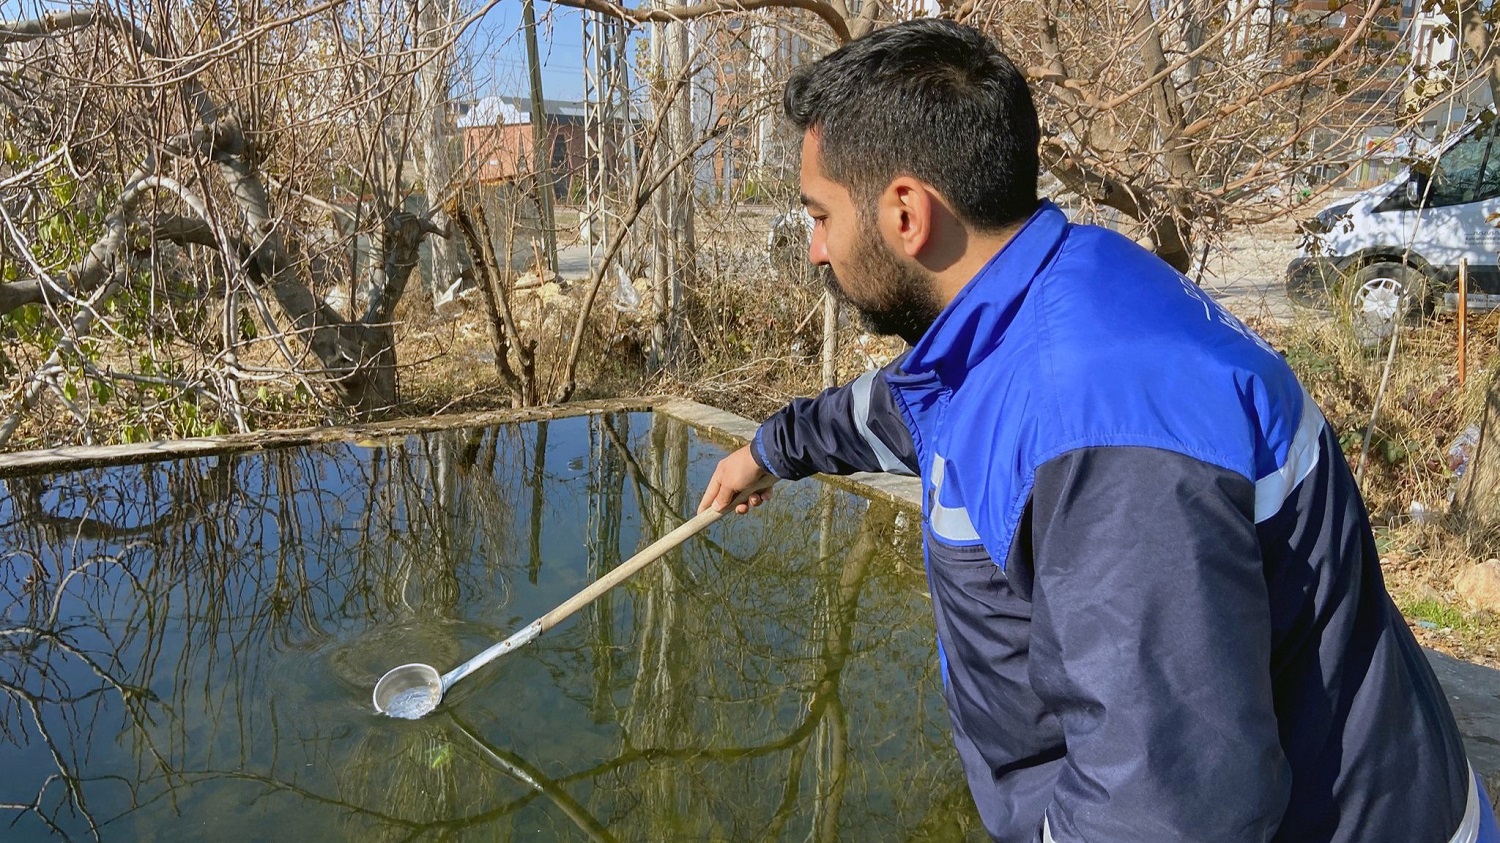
[{"left": 521, "top": 0, "right": 558, "bottom": 273}]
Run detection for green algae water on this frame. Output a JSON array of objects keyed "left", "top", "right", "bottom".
[{"left": 0, "top": 412, "right": 981, "bottom": 841}]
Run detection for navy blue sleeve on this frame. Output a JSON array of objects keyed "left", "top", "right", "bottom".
[
  {"left": 752, "top": 358, "right": 918, "bottom": 480},
  {"left": 1026, "top": 446, "right": 1291, "bottom": 842}
]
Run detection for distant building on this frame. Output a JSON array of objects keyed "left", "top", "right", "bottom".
[
  {"left": 1285, "top": 1, "right": 1405, "bottom": 121},
  {"left": 684, "top": 18, "right": 822, "bottom": 202},
  {"left": 1401, "top": 3, "right": 1494, "bottom": 140},
  {"left": 455, "top": 96, "right": 592, "bottom": 196},
  {"left": 1280, "top": 1, "right": 1413, "bottom": 186}
]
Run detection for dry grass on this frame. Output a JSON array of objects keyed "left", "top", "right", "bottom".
[{"left": 1255, "top": 309, "right": 1500, "bottom": 666}]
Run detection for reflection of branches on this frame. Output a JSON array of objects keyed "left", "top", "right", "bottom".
[
  {"left": 1, "top": 458, "right": 238, "bottom": 542},
  {"left": 766, "top": 490, "right": 872, "bottom": 840},
  {"left": 0, "top": 413, "right": 959, "bottom": 838},
  {"left": 0, "top": 543, "right": 179, "bottom": 841},
  {"left": 598, "top": 417, "right": 750, "bottom": 565},
  {"left": 449, "top": 713, "right": 617, "bottom": 843},
  {"left": 156, "top": 712, "right": 617, "bottom": 840},
  {"left": 0, "top": 422, "right": 537, "bottom": 837},
  {"left": 0, "top": 676, "right": 102, "bottom": 839},
  {"left": 137, "top": 767, "right": 425, "bottom": 828},
  {"left": 610, "top": 450, "right": 880, "bottom": 838},
  {"left": 585, "top": 416, "right": 621, "bottom": 721},
  {"left": 529, "top": 420, "right": 550, "bottom": 586}
]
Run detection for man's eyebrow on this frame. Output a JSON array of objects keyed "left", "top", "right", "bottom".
[{"left": 799, "top": 193, "right": 827, "bottom": 213}]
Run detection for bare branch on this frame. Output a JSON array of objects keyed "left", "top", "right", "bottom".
[
  {"left": 543, "top": 0, "right": 853, "bottom": 43},
  {"left": 1179, "top": 1, "right": 1390, "bottom": 139}
]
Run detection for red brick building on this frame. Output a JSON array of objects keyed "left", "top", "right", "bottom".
[{"left": 457, "top": 96, "right": 590, "bottom": 197}]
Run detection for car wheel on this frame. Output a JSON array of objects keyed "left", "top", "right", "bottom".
[{"left": 1348, "top": 261, "right": 1430, "bottom": 347}]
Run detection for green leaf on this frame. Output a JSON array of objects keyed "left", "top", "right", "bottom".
[
  {"left": 1382, "top": 439, "right": 1408, "bottom": 464},
  {"left": 48, "top": 172, "right": 76, "bottom": 205}
]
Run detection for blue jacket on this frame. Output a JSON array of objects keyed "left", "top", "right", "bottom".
[{"left": 751, "top": 201, "right": 1496, "bottom": 842}]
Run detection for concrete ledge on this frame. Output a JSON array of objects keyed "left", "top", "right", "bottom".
[
  {"left": 653, "top": 397, "right": 761, "bottom": 443},
  {"left": 0, "top": 398, "right": 653, "bottom": 479},
  {"left": 1426, "top": 650, "right": 1500, "bottom": 787},
  {"left": 655, "top": 397, "right": 923, "bottom": 510}
]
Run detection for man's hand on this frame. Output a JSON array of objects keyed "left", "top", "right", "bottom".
[{"left": 697, "top": 445, "right": 776, "bottom": 514}]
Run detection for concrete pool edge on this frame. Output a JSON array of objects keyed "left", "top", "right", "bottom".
[
  {"left": 0, "top": 396, "right": 926, "bottom": 512},
  {"left": 0, "top": 397, "right": 654, "bottom": 479},
  {"left": 652, "top": 397, "right": 923, "bottom": 511}
]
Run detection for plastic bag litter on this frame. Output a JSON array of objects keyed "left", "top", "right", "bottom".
[
  {"left": 1438, "top": 423, "right": 1483, "bottom": 507},
  {"left": 612, "top": 265, "right": 641, "bottom": 313},
  {"left": 1448, "top": 424, "right": 1481, "bottom": 479}
]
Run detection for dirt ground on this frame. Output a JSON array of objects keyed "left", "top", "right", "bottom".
[{"left": 1198, "top": 219, "right": 1305, "bottom": 323}]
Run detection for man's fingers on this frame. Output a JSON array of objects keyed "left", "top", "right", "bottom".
[
  {"left": 735, "top": 486, "right": 775, "bottom": 513},
  {"left": 698, "top": 450, "right": 775, "bottom": 515},
  {"left": 697, "top": 478, "right": 718, "bottom": 513},
  {"left": 713, "top": 483, "right": 737, "bottom": 513}
]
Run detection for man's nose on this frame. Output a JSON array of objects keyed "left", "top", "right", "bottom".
[{"left": 808, "top": 232, "right": 829, "bottom": 266}]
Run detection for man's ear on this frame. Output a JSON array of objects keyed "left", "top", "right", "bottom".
[{"left": 881, "top": 176, "right": 934, "bottom": 259}]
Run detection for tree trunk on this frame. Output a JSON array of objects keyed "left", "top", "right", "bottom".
[
  {"left": 1455, "top": 366, "right": 1500, "bottom": 538},
  {"left": 1134, "top": 0, "right": 1198, "bottom": 273},
  {"left": 415, "top": 0, "right": 462, "bottom": 303},
  {"left": 657, "top": 17, "right": 696, "bottom": 366},
  {"left": 821, "top": 290, "right": 838, "bottom": 389},
  {"left": 1459, "top": 1, "right": 1500, "bottom": 119},
  {"left": 211, "top": 115, "right": 414, "bottom": 416},
  {"left": 669, "top": 21, "right": 698, "bottom": 291}
]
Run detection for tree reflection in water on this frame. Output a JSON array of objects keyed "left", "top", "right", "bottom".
[{"left": 0, "top": 412, "right": 982, "bottom": 841}]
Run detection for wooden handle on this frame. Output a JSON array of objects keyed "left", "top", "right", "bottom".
[
  {"left": 1459, "top": 258, "right": 1468, "bottom": 386},
  {"left": 536, "top": 474, "right": 776, "bottom": 634}
]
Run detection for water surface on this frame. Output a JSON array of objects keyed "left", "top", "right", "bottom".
[{"left": 0, "top": 412, "right": 981, "bottom": 841}]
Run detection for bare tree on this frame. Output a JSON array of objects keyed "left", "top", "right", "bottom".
[
  {"left": 0, "top": 1, "right": 458, "bottom": 446},
  {"left": 974, "top": 0, "right": 1447, "bottom": 274}
]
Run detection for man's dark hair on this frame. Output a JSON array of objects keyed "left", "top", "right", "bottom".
[{"left": 783, "top": 19, "right": 1040, "bottom": 230}]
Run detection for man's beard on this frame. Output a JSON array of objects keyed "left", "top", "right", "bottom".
[{"left": 822, "top": 225, "right": 942, "bottom": 346}]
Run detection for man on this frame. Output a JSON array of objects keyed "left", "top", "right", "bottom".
[{"left": 697, "top": 18, "right": 1499, "bottom": 843}]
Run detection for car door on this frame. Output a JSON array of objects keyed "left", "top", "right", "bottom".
[{"left": 1384, "top": 121, "right": 1500, "bottom": 288}]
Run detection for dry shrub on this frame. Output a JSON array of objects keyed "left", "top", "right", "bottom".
[
  {"left": 661, "top": 251, "right": 908, "bottom": 420},
  {"left": 1259, "top": 311, "right": 1498, "bottom": 526}
]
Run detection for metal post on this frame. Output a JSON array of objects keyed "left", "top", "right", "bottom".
[
  {"left": 1459, "top": 258, "right": 1468, "bottom": 386},
  {"left": 582, "top": 11, "right": 607, "bottom": 264},
  {"left": 521, "top": 0, "right": 558, "bottom": 273}
]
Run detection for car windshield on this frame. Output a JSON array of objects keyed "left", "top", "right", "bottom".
[{"left": 1428, "top": 121, "right": 1500, "bottom": 204}]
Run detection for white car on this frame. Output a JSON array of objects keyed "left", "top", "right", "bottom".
[{"left": 1287, "top": 117, "right": 1500, "bottom": 341}]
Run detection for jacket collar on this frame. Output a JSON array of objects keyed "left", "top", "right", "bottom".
[{"left": 901, "top": 200, "right": 1069, "bottom": 381}]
